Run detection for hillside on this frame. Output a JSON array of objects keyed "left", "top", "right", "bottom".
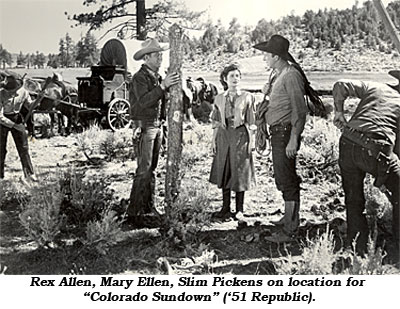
[
  {"left": 183, "top": 35, "right": 399, "bottom": 74},
  {"left": 183, "top": 0, "right": 400, "bottom": 74}
]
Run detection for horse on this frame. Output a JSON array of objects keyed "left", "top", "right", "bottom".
[
  {"left": 23, "top": 74, "right": 79, "bottom": 137},
  {"left": 185, "top": 77, "right": 218, "bottom": 122}
]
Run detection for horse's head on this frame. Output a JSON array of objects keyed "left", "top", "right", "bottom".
[{"left": 24, "top": 78, "right": 43, "bottom": 94}]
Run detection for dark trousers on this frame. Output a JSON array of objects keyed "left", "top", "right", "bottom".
[
  {"left": 270, "top": 127, "right": 301, "bottom": 202},
  {"left": 128, "top": 125, "right": 163, "bottom": 216},
  {"left": 0, "top": 120, "right": 34, "bottom": 179},
  {"left": 339, "top": 136, "right": 400, "bottom": 254}
]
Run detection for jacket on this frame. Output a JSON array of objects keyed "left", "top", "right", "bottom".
[{"left": 129, "top": 64, "right": 166, "bottom": 124}]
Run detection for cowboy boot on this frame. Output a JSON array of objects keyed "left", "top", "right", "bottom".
[
  {"left": 270, "top": 200, "right": 293, "bottom": 226},
  {"left": 270, "top": 206, "right": 286, "bottom": 226},
  {"left": 283, "top": 201, "right": 300, "bottom": 235},
  {"left": 215, "top": 189, "right": 232, "bottom": 219},
  {"left": 265, "top": 201, "right": 300, "bottom": 243},
  {"left": 235, "top": 191, "right": 245, "bottom": 221},
  {"left": 235, "top": 191, "right": 244, "bottom": 213}
]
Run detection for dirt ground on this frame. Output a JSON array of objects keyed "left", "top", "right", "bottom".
[{"left": 1, "top": 118, "right": 398, "bottom": 275}]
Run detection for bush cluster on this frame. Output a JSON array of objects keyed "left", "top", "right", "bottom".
[
  {"left": 59, "top": 168, "right": 121, "bottom": 228},
  {"left": 17, "top": 169, "right": 124, "bottom": 254},
  {"left": 299, "top": 117, "right": 341, "bottom": 184},
  {"left": 76, "top": 125, "right": 133, "bottom": 163},
  {"left": 160, "top": 182, "right": 212, "bottom": 255},
  {"left": 19, "top": 178, "right": 64, "bottom": 247},
  {"left": 276, "top": 227, "right": 395, "bottom": 275}
]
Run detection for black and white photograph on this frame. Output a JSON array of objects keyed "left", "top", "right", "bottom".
[{"left": 0, "top": 0, "right": 399, "bottom": 288}]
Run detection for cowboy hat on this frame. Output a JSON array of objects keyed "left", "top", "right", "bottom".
[
  {"left": 133, "top": 38, "right": 169, "bottom": 61},
  {"left": 388, "top": 70, "right": 400, "bottom": 81},
  {"left": 253, "top": 34, "right": 294, "bottom": 62},
  {"left": 388, "top": 70, "right": 400, "bottom": 93},
  {"left": 1, "top": 71, "right": 23, "bottom": 92}
]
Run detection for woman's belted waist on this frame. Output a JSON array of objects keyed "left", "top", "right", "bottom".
[
  {"left": 342, "top": 126, "right": 393, "bottom": 157},
  {"left": 225, "top": 117, "right": 235, "bottom": 128}
]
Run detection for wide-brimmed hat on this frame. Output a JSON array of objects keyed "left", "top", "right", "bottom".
[
  {"left": 388, "top": 70, "right": 400, "bottom": 81},
  {"left": 133, "top": 38, "right": 169, "bottom": 61},
  {"left": 1, "top": 71, "right": 23, "bottom": 92},
  {"left": 253, "top": 34, "right": 294, "bottom": 61}
]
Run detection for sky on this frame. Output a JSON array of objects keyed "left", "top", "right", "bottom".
[{"left": 0, "top": 0, "right": 394, "bottom": 54}]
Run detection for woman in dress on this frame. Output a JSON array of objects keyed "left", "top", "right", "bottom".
[{"left": 209, "top": 63, "right": 256, "bottom": 220}]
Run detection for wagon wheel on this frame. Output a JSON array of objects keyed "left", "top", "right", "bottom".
[{"left": 107, "top": 98, "right": 131, "bottom": 131}]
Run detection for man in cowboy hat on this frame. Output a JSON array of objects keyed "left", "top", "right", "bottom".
[
  {"left": 126, "top": 38, "right": 180, "bottom": 226},
  {"left": 332, "top": 71, "right": 400, "bottom": 261},
  {"left": 0, "top": 71, "right": 36, "bottom": 181},
  {"left": 253, "top": 34, "right": 317, "bottom": 242}
]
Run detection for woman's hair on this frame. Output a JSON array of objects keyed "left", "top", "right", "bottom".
[{"left": 219, "top": 63, "right": 241, "bottom": 91}]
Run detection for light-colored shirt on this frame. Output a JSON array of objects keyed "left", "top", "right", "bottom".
[
  {"left": 333, "top": 79, "right": 400, "bottom": 145},
  {"left": 266, "top": 65, "right": 308, "bottom": 127},
  {"left": 211, "top": 90, "right": 256, "bottom": 130},
  {"left": 0, "top": 87, "right": 32, "bottom": 128}
]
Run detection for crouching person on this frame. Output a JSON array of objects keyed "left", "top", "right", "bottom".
[{"left": 333, "top": 72, "right": 400, "bottom": 261}]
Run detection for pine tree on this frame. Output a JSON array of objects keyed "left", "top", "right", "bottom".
[
  {"left": 76, "top": 32, "right": 99, "bottom": 67},
  {"left": 16, "top": 52, "right": 27, "bottom": 67},
  {"left": 0, "top": 45, "right": 12, "bottom": 69}
]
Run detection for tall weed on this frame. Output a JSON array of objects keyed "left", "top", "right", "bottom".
[{"left": 347, "top": 238, "right": 389, "bottom": 275}]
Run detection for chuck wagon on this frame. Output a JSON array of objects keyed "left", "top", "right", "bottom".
[{"left": 76, "top": 38, "right": 145, "bottom": 131}]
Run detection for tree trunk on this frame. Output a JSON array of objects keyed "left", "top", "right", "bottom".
[
  {"left": 373, "top": 0, "right": 400, "bottom": 53},
  {"left": 165, "top": 24, "right": 184, "bottom": 212}
]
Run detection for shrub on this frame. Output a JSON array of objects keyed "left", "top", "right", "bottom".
[
  {"left": 299, "top": 117, "right": 340, "bottom": 183},
  {"left": 275, "top": 228, "right": 393, "bottom": 275},
  {"left": 19, "top": 176, "right": 65, "bottom": 247},
  {"left": 160, "top": 182, "right": 212, "bottom": 254},
  {"left": 59, "top": 167, "right": 120, "bottom": 229},
  {"left": 277, "top": 227, "right": 340, "bottom": 275},
  {"left": 82, "top": 209, "right": 124, "bottom": 255},
  {"left": 100, "top": 128, "right": 134, "bottom": 161},
  {"left": 0, "top": 180, "right": 28, "bottom": 209},
  {"left": 76, "top": 125, "right": 133, "bottom": 163},
  {"left": 76, "top": 124, "right": 107, "bottom": 162},
  {"left": 347, "top": 238, "right": 389, "bottom": 275}
]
